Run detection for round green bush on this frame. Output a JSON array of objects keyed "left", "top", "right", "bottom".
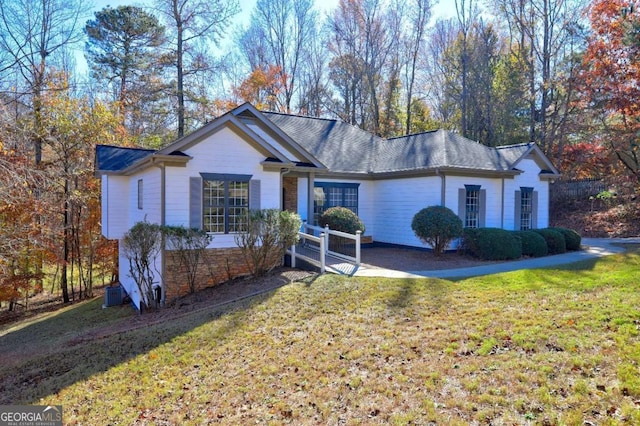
[
  {"left": 549, "top": 227, "right": 581, "bottom": 251},
  {"left": 513, "top": 230, "right": 548, "bottom": 257},
  {"left": 533, "top": 228, "right": 567, "bottom": 254},
  {"left": 463, "top": 228, "right": 522, "bottom": 260},
  {"left": 411, "top": 206, "right": 463, "bottom": 256},
  {"left": 319, "top": 207, "right": 365, "bottom": 234}
]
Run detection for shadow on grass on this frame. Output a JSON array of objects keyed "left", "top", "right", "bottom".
[
  {"left": 385, "top": 277, "right": 452, "bottom": 312},
  {"left": 0, "top": 270, "right": 311, "bottom": 405}
]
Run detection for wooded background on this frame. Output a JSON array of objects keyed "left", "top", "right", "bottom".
[{"left": 0, "top": 0, "right": 637, "bottom": 309}]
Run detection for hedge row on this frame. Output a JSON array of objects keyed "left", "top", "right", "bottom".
[{"left": 462, "top": 227, "right": 581, "bottom": 261}]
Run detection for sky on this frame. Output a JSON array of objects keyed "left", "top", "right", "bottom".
[
  {"left": 82, "top": 0, "right": 457, "bottom": 75},
  {"left": 90, "top": 0, "right": 458, "bottom": 30}
]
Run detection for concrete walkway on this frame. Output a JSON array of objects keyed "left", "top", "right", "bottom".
[{"left": 332, "top": 238, "right": 640, "bottom": 280}]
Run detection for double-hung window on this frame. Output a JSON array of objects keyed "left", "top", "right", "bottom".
[
  {"left": 313, "top": 182, "right": 359, "bottom": 224},
  {"left": 464, "top": 185, "right": 481, "bottom": 228},
  {"left": 514, "top": 186, "right": 538, "bottom": 230},
  {"left": 201, "top": 173, "right": 250, "bottom": 233},
  {"left": 519, "top": 187, "right": 533, "bottom": 230},
  {"left": 458, "top": 184, "right": 486, "bottom": 228}
]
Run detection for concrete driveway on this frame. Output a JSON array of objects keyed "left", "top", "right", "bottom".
[{"left": 345, "top": 237, "right": 640, "bottom": 279}]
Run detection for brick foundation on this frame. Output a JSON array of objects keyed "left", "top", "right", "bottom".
[{"left": 163, "top": 247, "right": 252, "bottom": 303}]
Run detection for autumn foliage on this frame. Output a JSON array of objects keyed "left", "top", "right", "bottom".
[{"left": 579, "top": 0, "right": 640, "bottom": 182}]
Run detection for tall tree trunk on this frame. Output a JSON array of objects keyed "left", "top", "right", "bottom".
[
  {"left": 174, "top": 2, "right": 185, "bottom": 138},
  {"left": 61, "top": 175, "right": 70, "bottom": 303}
]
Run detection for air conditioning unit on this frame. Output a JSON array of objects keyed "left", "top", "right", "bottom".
[{"left": 104, "top": 285, "right": 123, "bottom": 307}]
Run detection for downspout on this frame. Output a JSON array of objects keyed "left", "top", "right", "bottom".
[{"left": 280, "top": 167, "right": 292, "bottom": 212}]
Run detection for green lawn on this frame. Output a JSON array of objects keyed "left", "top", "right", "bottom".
[{"left": 1, "top": 251, "right": 640, "bottom": 424}]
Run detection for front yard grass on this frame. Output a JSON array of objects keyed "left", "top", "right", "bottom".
[{"left": 1, "top": 251, "right": 640, "bottom": 424}]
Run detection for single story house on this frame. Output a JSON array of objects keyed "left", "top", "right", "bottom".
[{"left": 96, "top": 103, "right": 560, "bottom": 308}]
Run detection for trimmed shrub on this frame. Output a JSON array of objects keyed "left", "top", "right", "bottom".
[
  {"left": 550, "top": 227, "right": 582, "bottom": 251},
  {"left": 463, "top": 228, "right": 522, "bottom": 260},
  {"left": 513, "top": 230, "right": 548, "bottom": 258},
  {"left": 411, "top": 206, "right": 463, "bottom": 256},
  {"left": 319, "top": 207, "right": 365, "bottom": 234},
  {"left": 533, "top": 228, "right": 567, "bottom": 254}
]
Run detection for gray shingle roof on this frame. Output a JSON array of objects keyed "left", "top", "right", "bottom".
[
  {"left": 264, "top": 113, "right": 534, "bottom": 174},
  {"left": 263, "top": 112, "right": 383, "bottom": 173},
  {"left": 377, "top": 130, "right": 533, "bottom": 173},
  {"left": 95, "top": 145, "right": 155, "bottom": 172},
  {"left": 95, "top": 107, "right": 542, "bottom": 176}
]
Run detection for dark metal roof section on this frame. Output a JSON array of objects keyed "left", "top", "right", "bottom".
[{"left": 95, "top": 145, "right": 155, "bottom": 172}]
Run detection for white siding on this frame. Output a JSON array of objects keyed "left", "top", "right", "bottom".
[
  {"left": 102, "top": 175, "right": 130, "bottom": 239},
  {"left": 445, "top": 175, "right": 503, "bottom": 228},
  {"left": 165, "top": 126, "right": 281, "bottom": 248},
  {"left": 118, "top": 239, "right": 140, "bottom": 309},
  {"left": 129, "top": 168, "right": 162, "bottom": 226},
  {"left": 506, "top": 158, "right": 549, "bottom": 229},
  {"left": 372, "top": 176, "right": 442, "bottom": 247},
  {"left": 118, "top": 239, "right": 162, "bottom": 310}
]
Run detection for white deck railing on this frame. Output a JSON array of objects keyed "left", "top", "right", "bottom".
[
  {"left": 288, "top": 231, "right": 326, "bottom": 273},
  {"left": 301, "top": 223, "right": 361, "bottom": 265}
]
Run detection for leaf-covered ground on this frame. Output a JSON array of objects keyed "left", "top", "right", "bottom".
[{"left": 1, "top": 252, "right": 640, "bottom": 425}]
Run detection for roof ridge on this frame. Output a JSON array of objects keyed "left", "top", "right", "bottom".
[
  {"left": 495, "top": 142, "right": 532, "bottom": 150},
  {"left": 262, "top": 110, "right": 342, "bottom": 124},
  {"left": 387, "top": 129, "right": 440, "bottom": 141},
  {"left": 441, "top": 129, "right": 449, "bottom": 166},
  {"left": 96, "top": 144, "right": 156, "bottom": 152}
]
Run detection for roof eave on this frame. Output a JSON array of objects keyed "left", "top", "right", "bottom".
[
  {"left": 261, "top": 160, "right": 328, "bottom": 173},
  {"left": 539, "top": 172, "right": 561, "bottom": 180},
  {"left": 156, "top": 111, "right": 293, "bottom": 164},
  {"left": 510, "top": 143, "right": 561, "bottom": 175},
  {"left": 120, "top": 153, "right": 192, "bottom": 176},
  {"left": 370, "top": 166, "right": 522, "bottom": 179},
  {"left": 235, "top": 104, "right": 327, "bottom": 169}
]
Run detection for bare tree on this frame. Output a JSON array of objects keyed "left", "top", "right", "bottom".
[
  {"left": 328, "top": 0, "right": 401, "bottom": 134},
  {"left": 403, "top": 0, "right": 432, "bottom": 135},
  {"left": 491, "top": 0, "right": 586, "bottom": 155},
  {"left": 154, "top": 0, "right": 240, "bottom": 138},
  {"left": 0, "top": 0, "right": 89, "bottom": 164},
  {"left": 240, "top": 0, "right": 317, "bottom": 113}
]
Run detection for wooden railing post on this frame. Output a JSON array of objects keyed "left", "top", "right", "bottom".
[
  {"left": 319, "top": 232, "right": 326, "bottom": 273},
  {"left": 355, "top": 230, "right": 361, "bottom": 265},
  {"left": 290, "top": 242, "right": 296, "bottom": 268},
  {"left": 324, "top": 224, "right": 330, "bottom": 254}
]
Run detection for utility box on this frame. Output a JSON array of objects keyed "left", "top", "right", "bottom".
[{"left": 104, "top": 285, "right": 123, "bottom": 307}]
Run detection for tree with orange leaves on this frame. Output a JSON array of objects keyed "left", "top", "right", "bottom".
[
  {"left": 580, "top": 0, "right": 640, "bottom": 182},
  {"left": 232, "top": 65, "right": 287, "bottom": 112}
]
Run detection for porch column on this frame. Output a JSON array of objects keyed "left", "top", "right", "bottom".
[{"left": 307, "top": 172, "right": 315, "bottom": 225}]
